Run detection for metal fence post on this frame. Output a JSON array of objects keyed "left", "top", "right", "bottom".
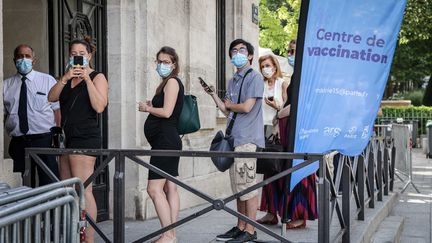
[
  {"left": 390, "top": 143, "right": 396, "bottom": 191},
  {"left": 342, "top": 158, "right": 351, "bottom": 243},
  {"left": 113, "top": 151, "right": 125, "bottom": 243},
  {"left": 383, "top": 147, "right": 389, "bottom": 196},
  {"left": 377, "top": 145, "right": 383, "bottom": 201},
  {"left": 368, "top": 146, "right": 375, "bottom": 208},
  {"left": 318, "top": 158, "right": 330, "bottom": 243},
  {"left": 357, "top": 155, "right": 365, "bottom": 220}
]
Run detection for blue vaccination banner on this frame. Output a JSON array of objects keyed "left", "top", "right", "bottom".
[{"left": 290, "top": 0, "right": 407, "bottom": 191}]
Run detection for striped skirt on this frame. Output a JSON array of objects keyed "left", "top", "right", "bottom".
[{"left": 259, "top": 174, "right": 318, "bottom": 221}]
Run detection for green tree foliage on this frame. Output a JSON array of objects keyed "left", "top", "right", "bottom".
[
  {"left": 396, "top": 89, "right": 425, "bottom": 106},
  {"left": 259, "top": 0, "right": 430, "bottom": 101},
  {"left": 389, "top": 0, "right": 432, "bottom": 98},
  {"left": 259, "top": 0, "right": 300, "bottom": 56}
]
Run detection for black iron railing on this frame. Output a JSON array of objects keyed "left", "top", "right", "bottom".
[{"left": 24, "top": 136, "right": 396, "bottom": 243}]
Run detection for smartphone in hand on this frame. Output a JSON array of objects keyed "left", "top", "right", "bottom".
[
  {"left": 73, "top": 56, "right": 84, "bottom": 66},
  {"left": 199, "top": 77, "right": 215, "bottom": 94},
  {"left": 198, "top": 77, "right": 209, "bottom": 89}
]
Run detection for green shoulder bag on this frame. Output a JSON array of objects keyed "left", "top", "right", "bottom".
[{"left": 178, "top": 94, "right": 200, "bottom": 135}]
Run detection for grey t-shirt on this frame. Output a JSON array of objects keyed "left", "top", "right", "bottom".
[{"left": 225, "top": 66, "right": 265, "bottom": 148}]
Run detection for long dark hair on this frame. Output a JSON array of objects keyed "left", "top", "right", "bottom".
[{"left": 155, "top": 46, "right": 180, "bottom": 95}]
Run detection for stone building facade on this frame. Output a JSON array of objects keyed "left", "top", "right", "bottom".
[{"left": 0, "top": 0, "right": 259, "bottom": 220}]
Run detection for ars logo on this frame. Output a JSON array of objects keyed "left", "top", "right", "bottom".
[{"left": 324, "top": 127, "right": 341, "bottom": 138}]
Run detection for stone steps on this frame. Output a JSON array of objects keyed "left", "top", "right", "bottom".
[
  {"left": 370, "top": 216, "right": 404, "bottom": 243},
  {"left": 348, "top": 191, "right": 399, "bottom": 243}
]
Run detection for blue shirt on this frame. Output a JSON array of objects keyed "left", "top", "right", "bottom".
[
  {"left": 225, "top": 66, "right": 265, "bottom": 148},
  {"left": 3, "top": 70, "right": 59, "bottom": 136}
]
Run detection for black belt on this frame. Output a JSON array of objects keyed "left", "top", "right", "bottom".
[{"left": 13, "top": 132, "right": 52, "bottom": 141}]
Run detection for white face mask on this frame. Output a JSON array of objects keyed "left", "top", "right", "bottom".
[{"left": 262, "top": 67, "right": 274, "bottom": 78}]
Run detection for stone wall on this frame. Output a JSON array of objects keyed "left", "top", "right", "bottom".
[
  {"left": 107, "top": 0, "right": 259, "bottom": 219},
  {"left": 0, "top": 0, "right": 260, "bottom": 219}
]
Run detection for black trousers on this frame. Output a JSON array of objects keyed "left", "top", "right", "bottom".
[{"left": 9, "top": 134, "right": 59, "bottom": 187}]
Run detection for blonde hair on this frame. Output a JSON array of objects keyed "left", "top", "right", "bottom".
[{"left": 258, "top": 54, "right": 283, "bottom": 80}]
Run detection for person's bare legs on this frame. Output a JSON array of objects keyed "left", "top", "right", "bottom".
[
  {"left": 237, "top": 199, "right": 247, "bottom": 230},
  {"left": 236, "top": 196, "right": 258, "bottom": 234},
  {"left": 163, "top": 180, "right": 179, "bottom": 237},
  {"left": 69, "top": 154, "right": 96, "bottom": 243},
  {"left": 58, "top": 155, "right": 71, "bottom": 180},
  {"left": 147, "top": 179, "right": 175, "bottom": 242},
  {"left": 244, "top": 196, "right": 259, "bottom": 233}
]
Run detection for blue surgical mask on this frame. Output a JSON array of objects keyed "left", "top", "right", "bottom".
[
  {"left": 15, "top": 58, "right": 33, "bottom": 75},
  {"left": 156, "top": 63, "right": 173, "bottom": 78},
  {"left": 67, "top": 56, "right": 89, "bottom": 69},
  {"left": 288, "top": 56, "right": 295, "bottom": 67},
  {"left": 231, "top": 53, "right": 248, "bottom": 68}
]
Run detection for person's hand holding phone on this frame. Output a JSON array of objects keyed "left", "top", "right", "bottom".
[
  {"left": 137, "top": 100, "right": 152, "bottom": 112},
  {"left": 264, "top": 96, "right": 278, "bottom": 110},
  {"left": 146, "top": 99, "right": 153, "bottom": 107},
  {"left": 62, "top": 67, "right": 76, "bottom": 82},
  {"left": 62, "top": 56, "right": 86, "bottom": 81},
  {"left": 199, "top": 77, "right": 215, "bottom": 95},
  {"left": 71, "top": 66, "right": 91, "bottom": 82}
]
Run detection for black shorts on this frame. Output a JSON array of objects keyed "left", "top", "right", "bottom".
[{"left": 65, "top": 125, "right": 101, "bottom": 156}]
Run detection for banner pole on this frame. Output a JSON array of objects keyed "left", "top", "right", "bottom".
[{"left": 282, "top": 0, "right": 310, "bottom": 224}]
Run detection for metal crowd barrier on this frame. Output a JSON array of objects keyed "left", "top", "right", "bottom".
[
  {"left": 374, "top": 124, "right": 392, "bottom": 138},
  {"left": 0, "top": 184, "right": 10, "bottom": 194},
  {"left": 391, "top": 124, "right": 420, "bottom": 193},
  {"left": 24, "top": 134, "right": 398, "bottom": 243},
  {"left": 0, "top": 178, "right": 86, "bottom": 243}
]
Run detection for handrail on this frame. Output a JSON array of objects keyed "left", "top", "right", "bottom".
[{"left": 23, "top": 134, "right": 397, "bottom": 243}]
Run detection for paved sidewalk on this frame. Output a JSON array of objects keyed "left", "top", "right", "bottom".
[
  {"left": 390, "top": 148, "right": 432, "bottom": 243},
  {"left": 95, "top": 149, "right": 431, "bottom": 243}
]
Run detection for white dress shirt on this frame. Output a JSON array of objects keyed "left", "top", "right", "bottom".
[{"left": 3, "top": 70, "right": 60, "bottom": 136}]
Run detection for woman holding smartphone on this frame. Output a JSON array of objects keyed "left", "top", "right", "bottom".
[
  {"left": 138, "top": 46, "right": 183, "bottom": 243},
  {"left": 259, "top": 55, "right": 288, "bottom": 137},
  {"left": 256, "top": 54, "right": 288, "bottom": 225},
  {"left": 48, "top": 36, "right": 108, "bottom": 243}
]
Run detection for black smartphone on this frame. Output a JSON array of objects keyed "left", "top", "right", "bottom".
[
  {"left": 198, "top": 77, "right": 209, "bottom": 88},
  {"left": 268, "top": 96, "right": 274, "bottom": 101},
  {"left": 73, "top": 56, "right": 84, "bottom": 66}
]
